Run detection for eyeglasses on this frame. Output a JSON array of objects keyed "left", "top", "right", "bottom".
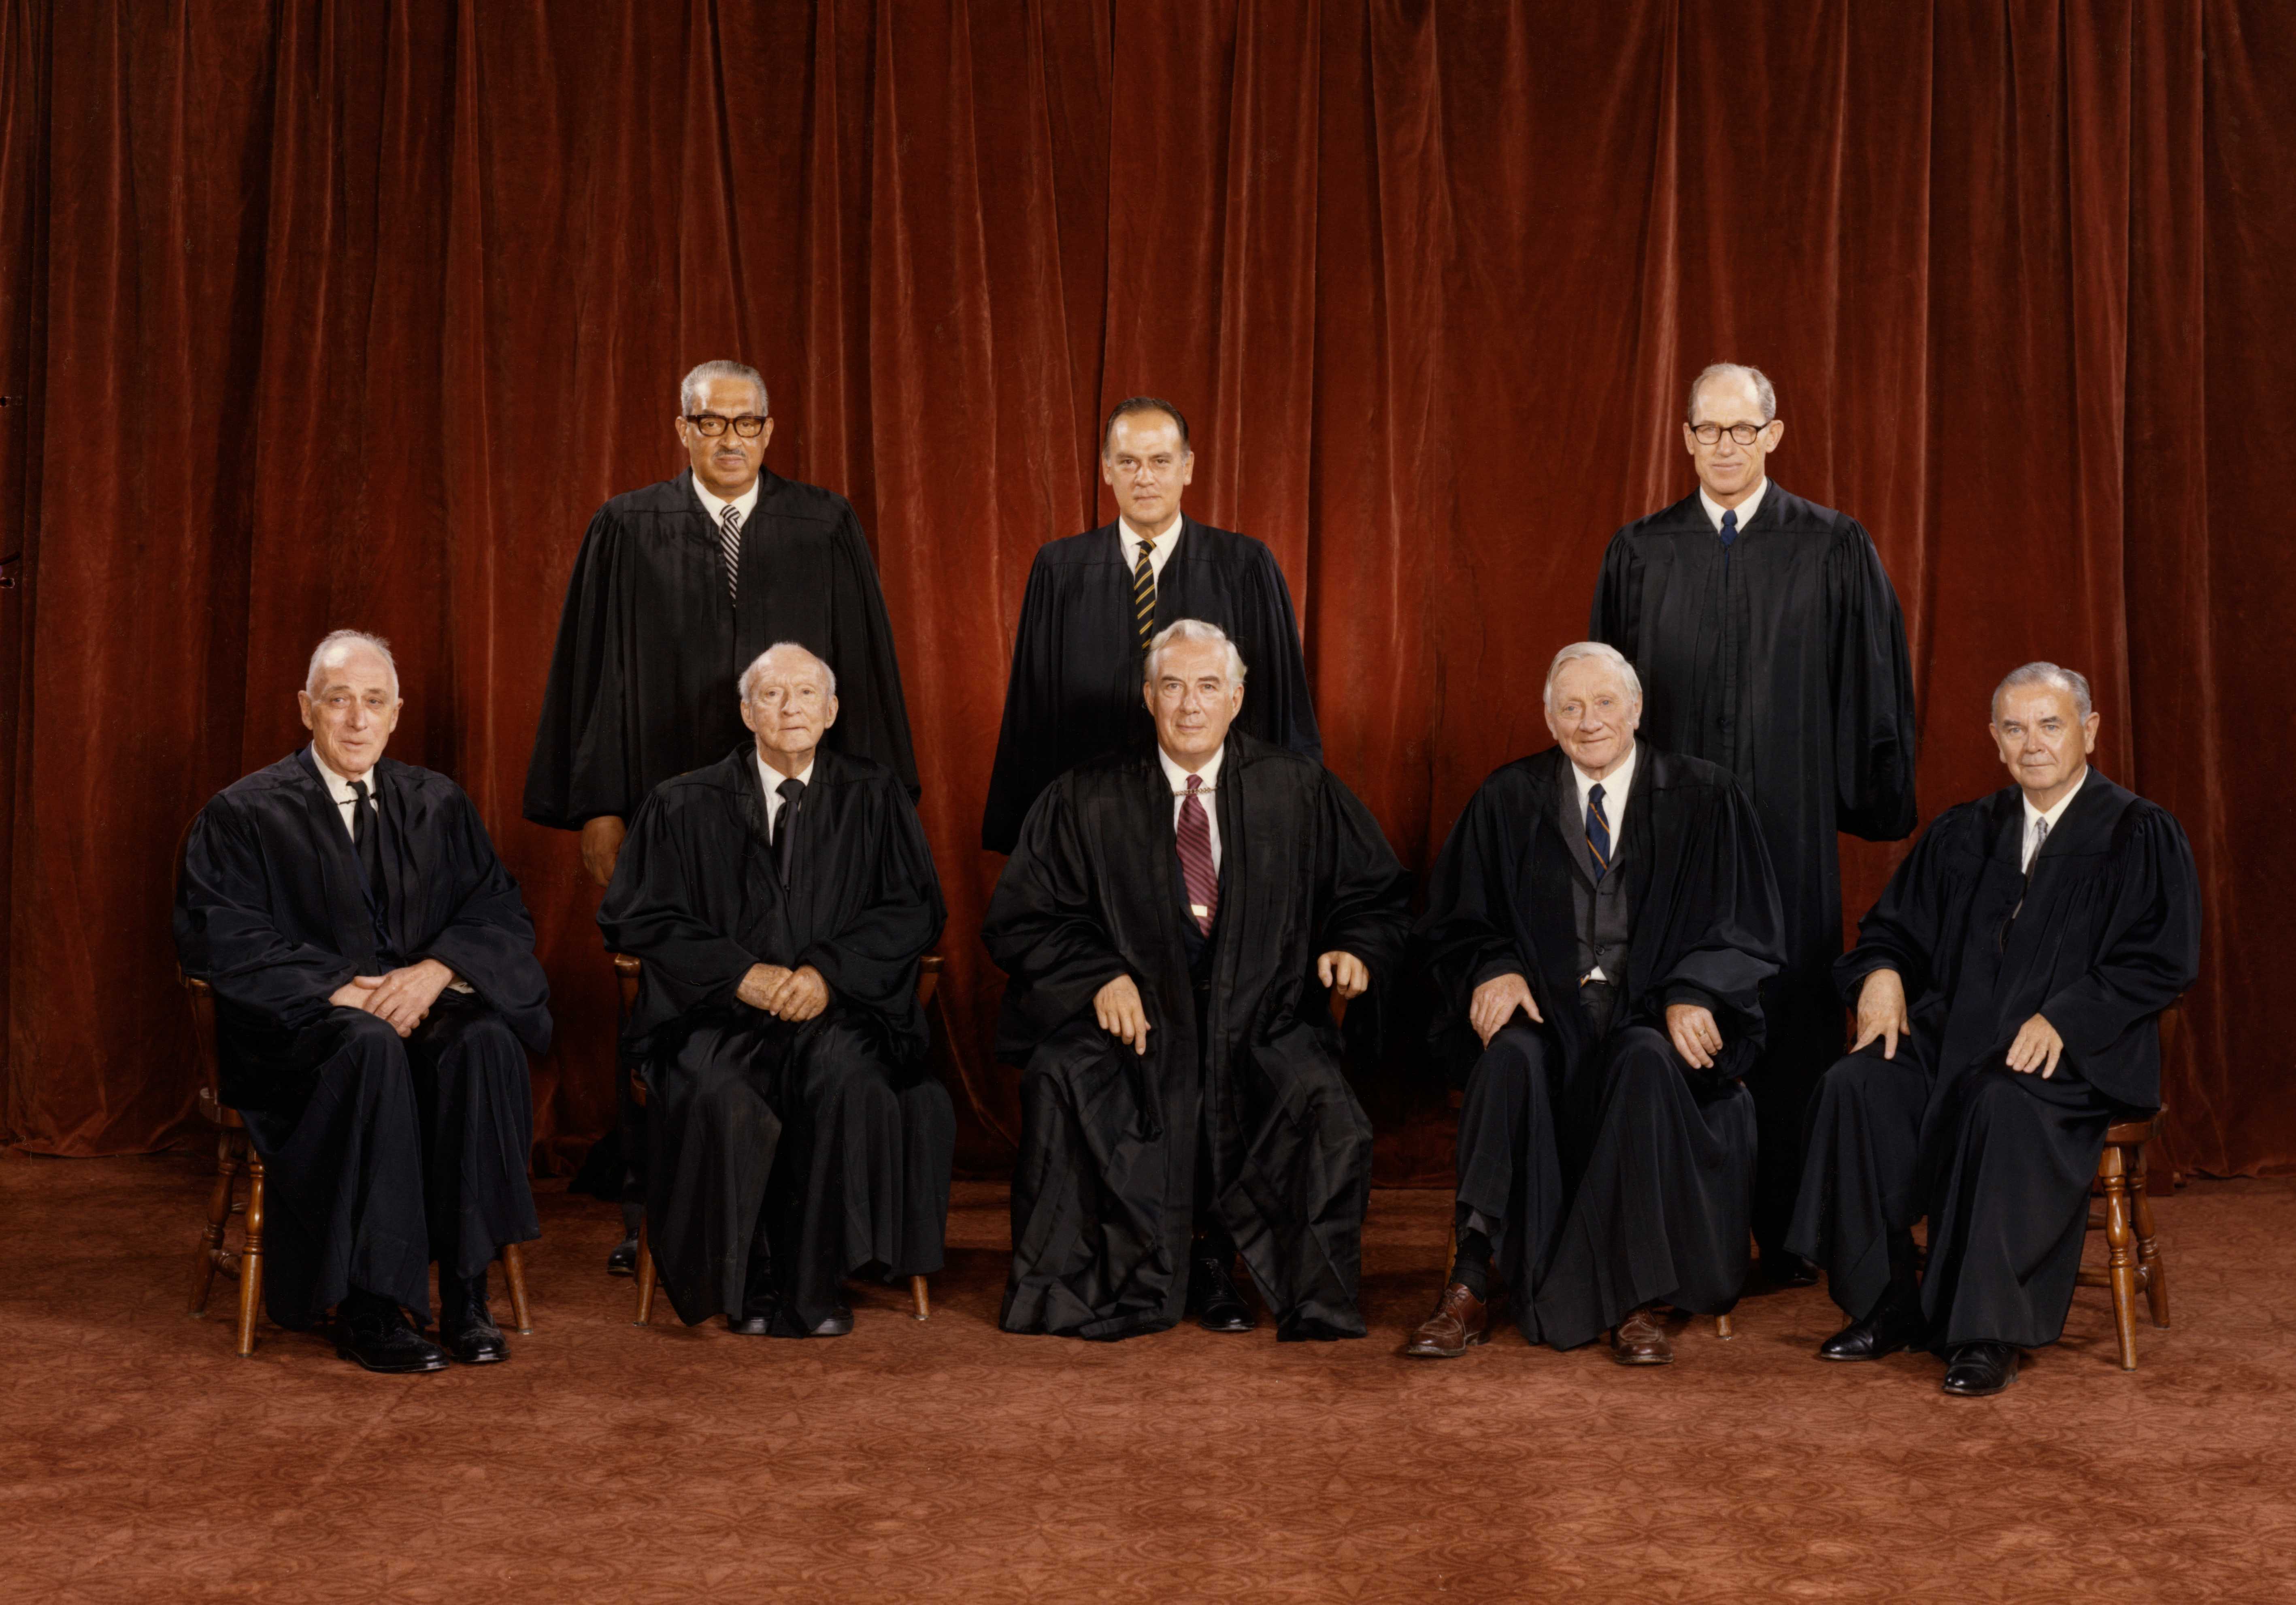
[
  {"left": 685, "top": 413, "right": 769, "bottom": 438},
  {"left": 1690, "top": 421, "right": 1772, "bottom": 447}
]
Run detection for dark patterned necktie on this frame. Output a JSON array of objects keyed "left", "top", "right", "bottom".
[
  {"left": 1177, "top": 773, "right": 1217, "bottom": 934},
  {"left": 348, "top": 777, "right": 383, "bottom": 894},
  {"left": 1585, "top": 782, "right": 1612, "bottom": 881},
  {"left": 719, "top": 505, "right": 743, "bottom": 600},
  {"left": 771, "top": 776, "right": 804, "bottom": 884},
  {"left": 1132, "top": 535, "right": 1156, "bottom": 650}
]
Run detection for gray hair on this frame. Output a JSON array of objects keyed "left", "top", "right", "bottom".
[
  {"left": 1543, "top": 641, "right": 1642, "bottom": 712},
  {"left": 1687, "top": 362, "right": 1778, "bottom": 425},
  {"left": 680, "top": 359, "right": 769, "bottom": 417},
  {"left": 1992, "top": 661, "right": 2093, "bottom": 722},
  {"left": 305, "top": 629, "right": 399, "bottom": 699},
  {"left": 1144, "top": 618, "right": 1247, "bottom": 685},
  {"left": 739, "top": 641, "right": 836, "bottom": 702}
]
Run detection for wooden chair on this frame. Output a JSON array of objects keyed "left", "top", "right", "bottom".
[
  {"left": 612, "top": 951, "right": 937, "bottom": 1326},
  {"left": 2073, "top": 1004, "right": 2183, "bottom": 1371}
]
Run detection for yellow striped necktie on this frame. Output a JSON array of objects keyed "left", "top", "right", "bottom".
[{"left": 1132, "top": 534, "right": 1157, "bottom": 649}]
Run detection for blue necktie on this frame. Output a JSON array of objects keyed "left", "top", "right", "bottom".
[
  {"left": 1586, "top": 783, "right": 1612, "bottom": 881},
  {"left": 1718, "top": 508, "right": 1739, "bottom": 548}
]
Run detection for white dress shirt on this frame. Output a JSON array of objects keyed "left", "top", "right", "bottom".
[
  {"left": 758, "top": 754, "right": 816, "bottom": 834},
  {"left": 1121, "top": 515, "right": 1184, "bottom": 583},
  {"left": 1158, "top": 742, "right": 1224, "bottom": 874},
  {"left": 1569, "top": 741, "right": 1638, "bottom": 981},
  {"left": 693, "top": 473, "right": 762, "bottom": 529},
  {"left": 1698, "top": 477, "right": 1768, "bottom": 534},
  {"left": 310, "top": 747, "right": 378, "bottom": 840},
  {"left": 2021, "top": 768, "right": 2086, "bottom": 872}
]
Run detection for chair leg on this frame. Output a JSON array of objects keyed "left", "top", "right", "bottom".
[
  {"left": 633, "top": 1223, "right": 658, "bottom": 1326},
  {"left": 190, "top": 1130, "right": 240, "bottom": 1317},
  {"left": 235, "top": 1156, "right": 267, "bottom": 1357},
  {"left": 910, "top": 1275, "right": 930, "bottom": 1321},
  {"left": 2131, "top": 1146, "right": 2169, "bottom": 1329},
  {"left": 499, "top": 1241, "right": 534, "bottom": 1335},
  {"left": 1714, "top": 1313, "right": 1735, "bottom": 1341},
  {"left": 2100, "top": 1143, "right": 2140, "bottom": 1372}
]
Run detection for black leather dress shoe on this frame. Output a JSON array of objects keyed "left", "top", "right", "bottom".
[
  {"left": 1941, "top": 1341, "right": 2019, "bottom": 1396},
  {"left": 1817, "top": 1296, "right": 1926, "bottom": 1361},
  {"left": 1189, "top": 1255, "right": 1256, "bottom": 1333},
  {"left": 337, "top": 1305, "right": 449, "bottom": 1375},
  {"left": 606, "top": 1234, "right": 640, "bottom": 1277},
  {"left": 1764, "top": 1252, "right": 1820, "bottom": 1289},
  {"left": 438, "top": 1273, "right": 510, "bottom": 1364},
  {"left": 810, "top": 1304, "right": 854, "bottom": 1337}
]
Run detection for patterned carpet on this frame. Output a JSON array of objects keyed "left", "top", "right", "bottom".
[{"left": 4, "top": 1148, "right": 2290, "bottom": 1603}]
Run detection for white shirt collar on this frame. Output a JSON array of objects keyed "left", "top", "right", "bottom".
[
  {"left": 1158, "top": 740, "right": 1224, "bottom": 796},
  {"left": 757, "top": 752, "right": 816, "bottom": 795},
  {"left": 1121, "top": 514, "right": 1184, "bottom": 583},
  {"left": 1568, "top": 741, "right": 1637, "bottom": 822},
  {"left": 309, "top": 746, "right": 375, "bottom": 801},
  {"left": 1698, "top": 478, "right": 1768, "bottom": 534},
  {"left": 694, "top": 472, "right": 762, "bottom": 526},
  {"left": 2021, "top": 766, "right": 2087, "bottom": 853}
]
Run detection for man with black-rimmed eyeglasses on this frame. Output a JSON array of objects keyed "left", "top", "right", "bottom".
[{"left": 526, "top": 358, "right": 919, "bottom": 1276}]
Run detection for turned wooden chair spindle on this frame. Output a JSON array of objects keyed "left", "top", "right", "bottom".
[
  {"left": 613, "top": 949, "right": 936, "bottom": 1326},
  {"left": 2073, "top": 1002, "right": 2183, "bottom": 1371}
]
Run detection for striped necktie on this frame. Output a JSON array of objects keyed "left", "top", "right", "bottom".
[
  {"left": 1132, "top": 534, "right": 1156, "bottom": 650},
  {"left": 1177, "top": 773, "right": 1217, "bottom": 933},
  {"left": 1586, "top": 782, "right": 1612, "bottom": 881},
  {"left": 719, "top": 505, "right": 742, "bottom": 600}
]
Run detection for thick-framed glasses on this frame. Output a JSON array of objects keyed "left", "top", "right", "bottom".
[
  {"left": 1690, "top": 421, "right": 1772, "bottom": 447},
  {"left": 685, "top": 413, "right": 768, "bottom": 438}
]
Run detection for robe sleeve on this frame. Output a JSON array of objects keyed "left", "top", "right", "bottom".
[
  {"left": 1835, "top": 807, "right": 1964, "bottom": 1008},
  {"left": 826, "top": 505, "right": 922, "bottom": 800},
  {"left": 411, "top": 791, "right": 554, "bottom": 1055},
  {"left": 1413, "top": 777, "right": 1537, "bottom": 1069},
  {"left": 1309, "top": 768, "right": 1412, "bottom": 1047},
  {"left": 524, "top": 503, "right": 635, "bottom": 830},
  {"left": 2040, "top": 807, "right": 2202, "bottom": 1097},
  {"left": 981, "top": 775, "right": 1131, "bottom": 1058},
  {"left": 1649, "top": 776, "right": 1786, "bottom": 1054},
  {"left": 597, "top": 790, "right": 762, "bottom": 1038},
  {"left": 1826, "top": 521, "right": 1919, "bottom": 842},
  {"left": 1241, "top": 544, "right": 1322, "bottom": 763},
  {"left": 174, "top": 795, "right": 357, "bottom": 1033},
  {"left": 795, "top": 777, "right": 947, "bottom": 1032},
  {"left": 1587, "top": 531, "right": 1639, "bottom": 658},
  {"left": 981, "top": 554, "right": 1062, "bottom": 854}
]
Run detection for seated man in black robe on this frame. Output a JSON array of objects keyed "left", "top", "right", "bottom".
[
  {"left": 1407, "top": 642, "right": 1785, "bottom": 1366},
  {"left": 598, "top": 643, "right": 951, "bottom": 1337},
  {"left": 175, "top": 631, "right": 553, "bottom": 1374},
  {"left": 1787, "top": 663, "right": 2200, "bottom": 1396},
  {"left": 985, "top": 619, "right": 1411, "bottom": 1342}
]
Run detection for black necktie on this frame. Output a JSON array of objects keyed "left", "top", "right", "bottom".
[
  {"left": 771, "top": 777, "right": 804, "bottom": 884},
  {"left": 1718, "top": 508, "right": 1740, "bottom": 548},
  {"left": 348, "top": 777, "right": 383, "bottom": 895}
]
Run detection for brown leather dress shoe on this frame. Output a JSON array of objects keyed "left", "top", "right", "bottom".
[
  {"left": 1403, "top": 1282, "right": 1491, "bottom": 1358},
  {"left": 1609, "top": 1304, "right": 1673, "bottom": 1365}
]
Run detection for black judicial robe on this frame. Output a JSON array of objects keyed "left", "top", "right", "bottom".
[
  {"left": 596, "top": 746, "right": 949, "bottom": 1330},
  {"left": 525, "top": 468, "right": 919, "bottom": 829},
  {"left": 1590, "top": 484, "right": 1917, "bottom": 1244},
  {"left": 1417, "top": 745, "right": 1786, "bottom": 1345},
  {"left": 985, "top": 733, "right": 1411, "bottom": 1340},
  {"left": 1789, "top": 771, "right": 2200, "bottom": 1348},
  {"left": 174, "top": 750, "right": 552, "bottom": 1325},
  {"left": 980, "top": 518, "right": 1321, "bottom": 854}
]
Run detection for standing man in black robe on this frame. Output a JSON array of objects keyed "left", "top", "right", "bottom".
[
  {"left": 176, "top": 631, "right": 552, "bottom": 1373},
  {"left": 598, "top": 643, "right": 951, "bottom": 1337},
  {"left": 981, "top": 398, "right": 1321, "bottom": 854},
  {"left": 1787, "top": 664, "right": 2200, "bottom": 1395},
  {"left": 526, "top": 358, "right": 919, "bottom": 1273},
  {"left": 1405, "top": 643, "right": 1786, "bottom": 1364},
  {"left": 985, "top": 620, "right": 1409, "bottom": 1341},
  {"left": 1591, "top": 362, "right": 1919, "bottom": 1284}
]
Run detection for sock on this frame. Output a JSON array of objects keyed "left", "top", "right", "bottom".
[
  {"left": 1453, "top": 1230, "right": 1493, "bottom": 1300},
  {"left": 620, "top": 1200, "right": 645, "bottom": 1238}
]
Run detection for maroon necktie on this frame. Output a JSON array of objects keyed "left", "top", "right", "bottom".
[{"left": 1177, "top": 773, "right": 1218, "bottom": 934}]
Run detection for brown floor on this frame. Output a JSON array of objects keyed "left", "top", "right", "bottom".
[{"left": 4, "top": 1151, "right": 2292, "bottom": 1604}]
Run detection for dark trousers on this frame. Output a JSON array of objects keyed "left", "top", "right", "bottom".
[
  {"left": 1455, "top": 1013, "right": 1756, "bottom": 1350},
  {"left": 1786, "top": 1036, "right": 2114, "bottom": 1351},
  {"left": 240, "top": 990, "right": 538, "bottom": 1329}
]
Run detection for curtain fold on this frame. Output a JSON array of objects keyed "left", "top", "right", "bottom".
[{"left": 2, "top": 1, "right": 2285, "bottom": 1179}]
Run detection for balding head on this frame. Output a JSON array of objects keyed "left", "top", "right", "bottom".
[
  {"left": 297, "top": 630, "right": 402, "bottom": 780},
  {"left": 739, "top": 642, "right": 840, "bottom": 774}
]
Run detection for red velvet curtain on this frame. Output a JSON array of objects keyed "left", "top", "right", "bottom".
[{"left": 3, "top": 2, "right": 2287, "bottom": 1179}]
